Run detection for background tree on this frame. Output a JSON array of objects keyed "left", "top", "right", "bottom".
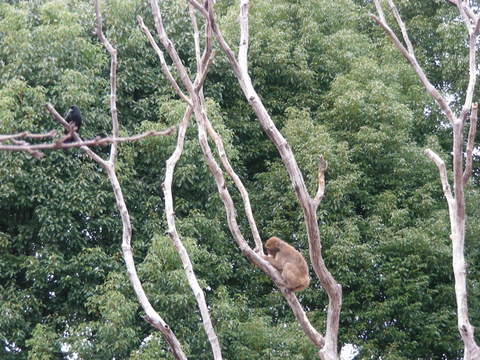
[{"left": 0, "top": 0, "right": 477, "bottom": 359}]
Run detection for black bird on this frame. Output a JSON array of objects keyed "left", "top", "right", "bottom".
[{"left": 64, "top": 105, "right": 82, "bottom": 142}]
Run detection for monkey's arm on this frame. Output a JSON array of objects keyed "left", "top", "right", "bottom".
[{"left": 263, "top": 254, "right": 284, "bottom": 271}]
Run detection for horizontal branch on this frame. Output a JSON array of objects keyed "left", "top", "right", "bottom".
[
  {"left": 0, "top": 130, "right": 57, "bottom": 142},
  {"left": 0, "top": 128, "right": 176, "bottom": 157}
]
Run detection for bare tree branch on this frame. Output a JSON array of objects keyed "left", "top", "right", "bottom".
[
  {"left": 189, "top": 2, "right": 202, "bottom": 76},
  {"left": 371, "top": 1, "right": 456, "bottom": 124},
  {"left": 238, "top": 0, "right": 249, "bottom": 72},
  {"left": 203, "top": 117, "right": 263, "bottom": 251},
  {"left": 463, "top": 103, "right": 478, "bottom": 184},
  {"left": 313, "top": 156, "right": 328, "bottom": 208},
  {"left": 0, "top": 103, "right": 173, "bottom": 160},
  {"left": 142, "top": 2, "right": 224, "bottom": 358},
  {"left": 187, "top": 0, "right": 209, "bottom": 20},
  {"left": 197, "top": 1, "right": 340, "bottom": 358},
  {"left": 7, "top": 141, "right": 44, "bottom": 159},
  {"left": 0, "top": 130, "right": 57, "bottom": 142},
  {"left": 149, "top": 0, "right": 195, "bottom": 94},
  {"left": 456, "top": 0, "right": 474, "bottom": 34},
  {"left": 145, "top": 0, "right": 326, "bottom": 354},
  {"left": 92, "top": 2, "right": 187, "bottom": 358},
  {"left": 280, "top": 287, "right": 325, "bottom": 348},
  {"left": 460, "top": 17, "right": 480, "bottom": 121},
  {"left": 386, "top": 0, "right": 414, "bottom": 54},
  {"left": 94, "top": 0, "right": 119, "bottom": 163},
  {"left": 0, "top": 129, "right": 175, "bottom": 153},
  {"left": 45, "top": 103, "right": 107, "bottom": 165},
  {"left": 146, "top": 0, "right": 337, "bottom": 356},
  {"left": 425, "top": 149, "right": 454, "bottom": 204},
  {"left": 193, "top": 101, "right": 327, "bottom": 348},
  {"left": 378, "top": 2, "right": 480, "bottom": 357}
]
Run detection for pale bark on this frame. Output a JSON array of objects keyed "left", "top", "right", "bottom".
[
  {"left": 198, "top": 1, "right": 340, "bottom": 358},
  {"left": 144, "top": 2, "right": 224, "bottom": 359},
  {"left": 88, "top": 2, "right": 188, "bottom": 358},
  {"left": 375, "top": 1, "right": 480, "bottom": 358},
  {"left": 0, "top": 117, "right": 174, "bottom": 155},
  {"left": 464, "top": 104, "right": 478, "bottom": 185},
  {"left": 143, "top": 0, "right": 328, "bottom": 354}
]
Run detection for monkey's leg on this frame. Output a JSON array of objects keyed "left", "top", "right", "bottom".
[{"left": 281, "top": 263, "right": 303, "bottom": 290}]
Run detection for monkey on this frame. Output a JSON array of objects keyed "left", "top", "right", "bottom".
[
  {"left": 263, "top": 236, "right": 310, "bottom": 292},
  {"left": 64, "top": 105, "right": 82, "bottom": 142}
]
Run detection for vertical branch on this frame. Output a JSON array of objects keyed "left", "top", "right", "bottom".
[
  {"left": 424, "top": 149, "right": 454, "bottom": 205},
  {"left": 238, "top": 0, "right": 249, "bottom": 72},
  {"left": 463, "top": 103, "right": 477, "bottom": 184},
  {"left": 189, "top": 2, "right": 202, "bottom": 75},
  {"left": 162, "top": 107, "right": 224, "bottom": 358},
  {"left": 203, "top": 119, "right": 263, "bottom": 251},
  {"left": 376, "top": 2, "right": 480, "bottom": 358},
  {"left": 149, "top": 0, "right": 194, "bottom": 92},
  {"left": 313, "top": 156, "right": 327, "bottom": 208},
  {"left": 137, "top": 16, "right": 191, "bottom": 105},
  {"left": 106, "top": 167, "right": 187, "bottom": 360},
  {"left": 93, "top": 1, "right": 187, "bottom": 359},
  {"left": 386, "top": 0, "right": 414, "bottom": 54},
  {"left": 460, "top": 16, "right": 480, "bottom": 121},
  {"left": 94, "top": 0, "right": 118, "bottom": 163},
  {"left": 144, "top": 3, "right": 224, "bottom": 359}
]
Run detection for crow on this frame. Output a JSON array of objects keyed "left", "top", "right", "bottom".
[{"left": 64, "top": 105, "right": 82, "bottom": 142}]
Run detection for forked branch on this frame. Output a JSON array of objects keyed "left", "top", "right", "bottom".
[
  {"left": 144, "top": 0, "right": 328, "bottom": 353},
  {"left": 198, "top": 1, "right": 340, "bottom": 358},
  {"left": 92, "top": 1, "right": 186, "bottom": 358}
]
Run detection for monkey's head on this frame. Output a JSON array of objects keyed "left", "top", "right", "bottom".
[{"left": 264, "top": 236, "right": 282, "bottom": 256}]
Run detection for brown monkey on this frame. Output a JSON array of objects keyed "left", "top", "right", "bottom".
[{"left": 263, "top": 236, "right": 310, "bottom": 292}]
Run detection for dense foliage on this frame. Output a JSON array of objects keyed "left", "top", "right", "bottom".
[{"left": 1, "top": 0, "right": 479, "bottom": 359}]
